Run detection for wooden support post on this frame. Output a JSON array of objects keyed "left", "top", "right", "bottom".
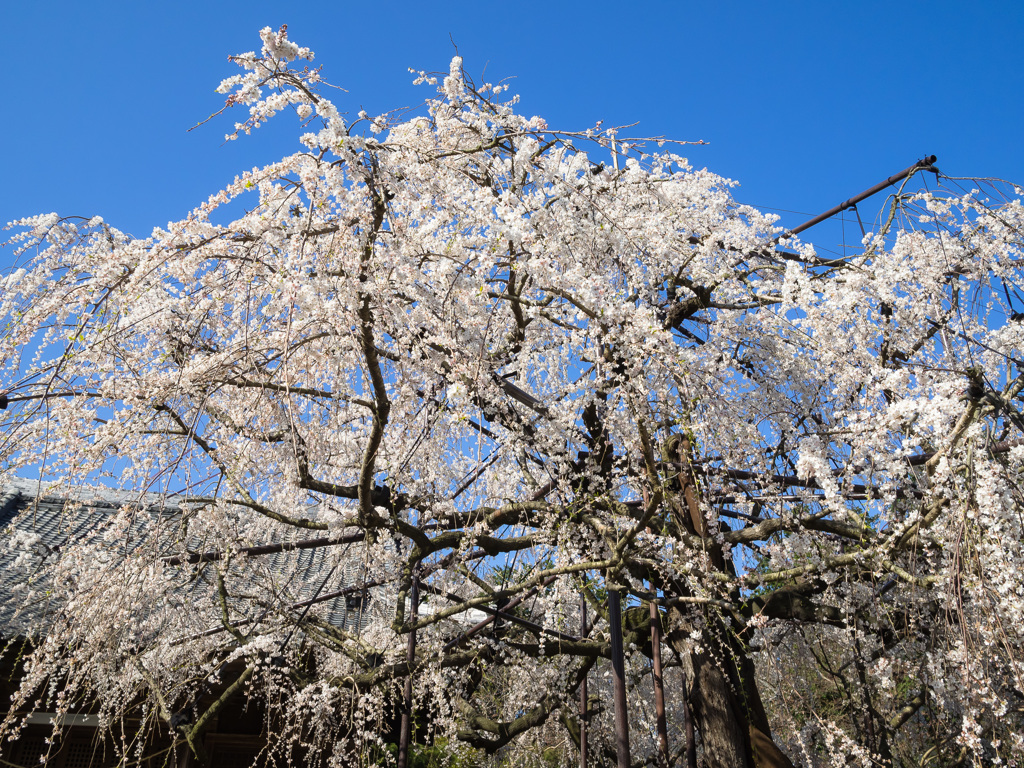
[
  {"left": 649, "top": 600, "right": 669, "bottom": 767},
  {"left": 607, "top": 586, "right": 631, "bottom": 768},
  {"left": 397, "top": 574, "right": 419, "bottom": 768},
  {"left": 579, "top": 593, "right": 589, "bottom": 768}
]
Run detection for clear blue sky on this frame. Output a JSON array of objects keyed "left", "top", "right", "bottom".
[{"left": 2, "top": 0, "right": 1021, "bottom": 268}]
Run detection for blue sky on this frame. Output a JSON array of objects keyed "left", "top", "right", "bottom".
[{"left": 1, "top": 0, "right": 1021, "bottom": 267}]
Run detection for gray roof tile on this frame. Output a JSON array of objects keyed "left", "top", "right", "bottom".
[{"left": 1, "top": 479, "right": 373, "bottom": 637}]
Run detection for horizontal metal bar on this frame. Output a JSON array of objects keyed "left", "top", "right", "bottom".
[{"left": 777, "top": 155, "right": 938, "bottom": 241}]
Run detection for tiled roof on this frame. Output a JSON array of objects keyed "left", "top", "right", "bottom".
[{"left": 0, "top": 478, "right": 373, "bottom": 637}]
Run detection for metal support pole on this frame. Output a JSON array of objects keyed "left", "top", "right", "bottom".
[
  {"left": 608, "top": 586, "right": 631, "bottom": 768},
  {"left": 579, "top": 594, "right": 589, "bottom": 768},
  {"left": 776, "top": 155, "right": 938, "bottom": 241},
  {"left": 649, "top": 600, "right": 669, "bottom": 767},
  {"left": 682, "top": 668, "right": 697, "bottom": 768},
  {"left": 397, "top": 574, "right": 419, "bottom": 768}
]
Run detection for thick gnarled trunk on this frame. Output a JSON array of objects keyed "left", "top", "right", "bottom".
[
  {"left": 657, "top": 437, "right": 796, "bottom": 768},
  {"left": 666, "top": 607, "right": 795, "bottom": 768}
]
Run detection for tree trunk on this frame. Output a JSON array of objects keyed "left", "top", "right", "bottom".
[
  {"left": 666, "top": 607, "right": 795, "bottom": 768},
  {"left": 660, "top": 436, "right": 795, "bottom": 768}
]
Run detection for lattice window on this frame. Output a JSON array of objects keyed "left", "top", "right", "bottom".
[
  {"left": 7, "top": 734, "right": 108, "bottom": 768},
  {"left": 62, "top": 739, "right": 99, "bottom": 768},
  {"left": 207, "top": 745, "right": 261, "bottom": 768},
  {"left": 12, "top": 735, "right": 51, "bottom": 766}
]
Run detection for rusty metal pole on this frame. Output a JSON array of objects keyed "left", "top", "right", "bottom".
[
  {"left": 776, "top": 155, "right": 938, "bottom": 241},
  {"left": 579, "top": 594, "right": 589, "bottom": 768},
  {"left": 607, "top": 586, "right": 631, "bottom": 768},
  {"left": 682, "top": 668, "right": 697, "bottom": 768},
  {"left": 397, "top": 574, "right": 419, "bottom": 768},
  {"left": 649, "top": 600, "right": 669, "bottom": 767}
]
